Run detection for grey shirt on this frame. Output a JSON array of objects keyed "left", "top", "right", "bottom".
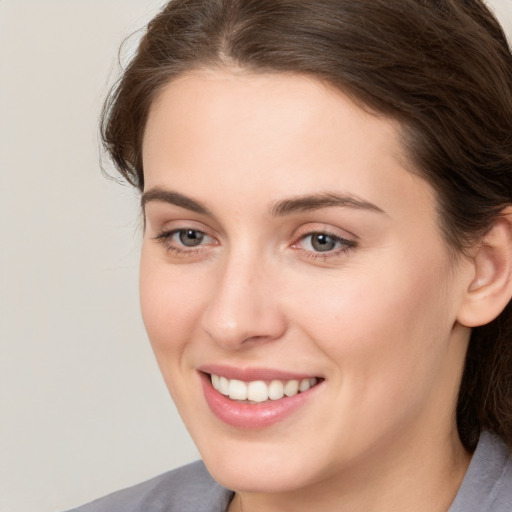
[
  {"left": 448, "top": 432, "right": 512, "bottom": 511},
  {"left": 66, "top": 432, "right": 511, "bottom": 511}
]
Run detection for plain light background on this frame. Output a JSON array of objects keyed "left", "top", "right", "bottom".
[{"left": 1, "top": 2, "right": 511, "bottom": 511}]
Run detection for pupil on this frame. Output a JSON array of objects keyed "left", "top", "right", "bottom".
[
  {"left": 312, "top": 234, "right": 335, "bottom": 252},
  {"left": 179, "top": 230, "right": 204, "bottom": 247}
]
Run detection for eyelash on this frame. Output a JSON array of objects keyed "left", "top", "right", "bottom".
[
  {"left": 153, "top": 229, "right": 357, "bottom": 260},
  {"left": 294, "top": 232, "right": 357, "bottom": 261},
  {"left": 154, "top": 229, "right": 214, "bottom": 255}
]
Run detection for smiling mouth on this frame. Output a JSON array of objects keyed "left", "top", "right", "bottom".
[{"left": 209, "top": 373, "right": 322, "bottom": 403}]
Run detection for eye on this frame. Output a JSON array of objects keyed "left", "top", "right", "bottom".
[
  {"left": 154, "top": 228, "right": 215, "bottom": 254},
  {"left": 297, "top": 231, "right": 356, "bottom": 256},
  {"left": 303, "top": 233, "right": 340, "bottom": 252},
  {"left": 176, "top": 229, "right": 206, "bottom": 247}
]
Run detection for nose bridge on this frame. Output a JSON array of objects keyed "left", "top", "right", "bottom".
[{"left": 201, "top": 244, "right": 286, "bottom": 348}]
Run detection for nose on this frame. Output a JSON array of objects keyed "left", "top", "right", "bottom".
[{"left": 200, "top": 251, "right": 287, "bottom": 349}]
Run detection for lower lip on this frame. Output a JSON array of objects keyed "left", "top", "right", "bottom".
[{"left": 200, "top": 373, "right": 322, "bottom": 429}]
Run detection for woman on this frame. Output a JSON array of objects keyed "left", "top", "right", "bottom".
[{"left": 68, "top": 0, "right": 512, "bottom": 510}]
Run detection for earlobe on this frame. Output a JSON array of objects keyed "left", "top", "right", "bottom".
[{"left": 457, "top": 208, "right": 512, "bottom": 328}]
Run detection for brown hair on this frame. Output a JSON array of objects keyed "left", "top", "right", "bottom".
[{"left": 101, "top": 0, "right": 512, "bottom": 451}]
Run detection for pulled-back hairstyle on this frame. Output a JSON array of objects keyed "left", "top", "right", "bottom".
[{"left": 101, "top": 0, "right": 512, "bottom": 451}]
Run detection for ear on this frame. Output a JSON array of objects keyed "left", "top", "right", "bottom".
[{"left": 457, "top": 208, "right": 512, "bottom": 328}]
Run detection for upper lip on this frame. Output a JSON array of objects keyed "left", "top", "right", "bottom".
[{"left": 198, "top": 364, "right": 321, "bottom": 382}]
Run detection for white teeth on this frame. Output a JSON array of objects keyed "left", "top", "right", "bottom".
[
  {"left": 283, "top": 379, "right": 299, "bottom": 397},
  {"left": 268, "top": 380, "right": 284, "bottom": 400},
  {"left": 228, "top": 379, "right": 247, "bottom": 400},
  {"left": 218, "top": 376, "right": 229, "bottom": 395},
  {"left": 299, "top": 378, "right": 312, "bottom": 392},
  {"left": 247, "top": 381, "right": 268, "bottom": 402},
  {"left": 210, "top": 374, "right": 319, "bottom": 403}
]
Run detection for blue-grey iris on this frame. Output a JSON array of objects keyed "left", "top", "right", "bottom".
[{"left": 179, "top": 230, "right": 204, "bottom": 247}]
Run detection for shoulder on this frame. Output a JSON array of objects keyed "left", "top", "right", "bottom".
[
  {"left": 64, "top": 460, "right": 233, "bottom": 512},
  {"left": 449, "top": 432, "right": 512, "bottom": 512}
]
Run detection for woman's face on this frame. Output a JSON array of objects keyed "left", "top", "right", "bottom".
[{"left": 140, "top": 69, "right": 471, "bottom": 493}]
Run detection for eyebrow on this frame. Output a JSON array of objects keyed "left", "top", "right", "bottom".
[
  {"left": 141, "top": 187, "right": 385, "bottom": 217},
  {"left": 141, "top": 188, "right": 211, "bottom": 215},
  {"left": 270, "top": 193, "right": 385, "bottom": 216}
]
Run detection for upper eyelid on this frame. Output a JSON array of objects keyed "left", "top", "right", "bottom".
[
  {"left": 293, "top": 223, "right": 358, "bottom": 242},
  {"left": 150, "top": 219, "right": 216, "bottom": 237},
  {"left": 295, "top": 232, "right": 357, "bottom": 250},
  {"left": 143, "top": 205, "right": 221, "bottom": 236},
  {"left": 155, "top": 227, "right": 213, "bottom": 241},
  {"left": 156, "top": 227, "right": 206, "bottom": 235},
  {"left": 300, "top": 232, "right": 353, "bottom": 243}
]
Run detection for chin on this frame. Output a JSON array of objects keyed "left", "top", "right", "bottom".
[
  {"left": 193, "top": 430, "right": 331, "bottom": 493},
  {"left": 204, "top": 454, "right": 319, "bottom": 494}
]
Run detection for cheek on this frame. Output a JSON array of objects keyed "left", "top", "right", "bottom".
[
  {"left": 139, "top": 250, "right": 207, "bottom": 357},
  {"left": 287, "top": 258, "right": 459, "bottom": 449},
  {"left": 288, "top": 251, "right": 455, "bottom": 390}
]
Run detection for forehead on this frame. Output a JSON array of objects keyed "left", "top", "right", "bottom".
[
  {"left": 142, "top": 68, "right": 436, "bottom": 223},
  {"left": 144, "top": 68, "right": 402, "bottom": 158}
]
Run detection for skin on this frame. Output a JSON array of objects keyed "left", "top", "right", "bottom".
[{"left": 140, "top": 69, "right": 474, "bottom": 512}]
